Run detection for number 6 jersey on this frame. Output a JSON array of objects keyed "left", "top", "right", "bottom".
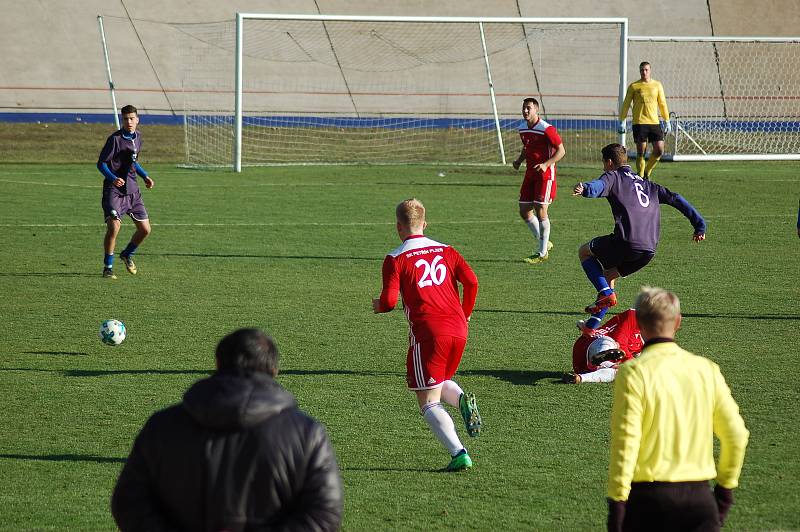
[{"left": 376, "top": 235, "right": 479, "bottom": 342}]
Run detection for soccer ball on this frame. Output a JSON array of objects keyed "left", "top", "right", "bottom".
[{"left": 99, "top": 319, "right": 126, "bottom": 346}]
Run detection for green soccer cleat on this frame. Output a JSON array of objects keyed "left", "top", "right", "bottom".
[
  {"left": 523, "top": 252, "right": 549, "bottom": 264},
  {"left": 102, "top": 267, "right": 117, "bottom": 279},
  {"left": 459, "top": 392, "right": 482, "bottom": 437},
  {"left": 119, "top": 253, "right": 137, "bottom": 275},
  {"left": 445, "top": 450, "right": 473, "bottom": 472}
]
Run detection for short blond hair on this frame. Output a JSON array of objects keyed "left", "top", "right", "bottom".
[
  {"left": 396, "top": 198, "right": 426, "bottom": 232},
  {"left": 635, "top": 286, "right": 681, "bottom": 331}
]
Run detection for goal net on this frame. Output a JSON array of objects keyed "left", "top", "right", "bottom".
[
  {"left": 627, "top": 37, "right": 800, "bottom": 160},
  {"left": 178, "top": 15, "right": 626, "bottom": 169}
]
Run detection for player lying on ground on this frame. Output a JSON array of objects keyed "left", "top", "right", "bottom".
[
  {"left": 564, "top": 309, "right": 643, "bottom": 384},
  {"left": 572, "top": 143, "right": 706, "bottom": 329},
  {"left": 372, "top": 198, "right": 482, "bottom": 472}
]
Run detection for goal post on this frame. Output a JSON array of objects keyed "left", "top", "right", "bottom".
[
  {"left": 217, "top": 14, "right": 630, "bottom": 171},
  {"left": 627, "top": 35, "right": 800, "bottom": 161}
]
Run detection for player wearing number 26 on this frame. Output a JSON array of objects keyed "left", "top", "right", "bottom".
[
  {"left": 572, "top": 144, "right": 706, "bottom": 329},
  {"left": 373, "top": 198, "right": 481, "bottom": 472}
]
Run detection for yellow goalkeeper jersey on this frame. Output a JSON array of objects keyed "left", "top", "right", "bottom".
[
  {"left": 607, "top": 341, "right": 749, "bottom": 502},
  {"left": 619, "top": 79, "right": 669, "bottom": 125}
]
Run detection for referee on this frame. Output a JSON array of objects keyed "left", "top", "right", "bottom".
[
  {"left": 619, "top": 61, "right": 670, "bottom": 179},
  {"left": 606, "top": 287, "right": 749, "bottom": 531}
]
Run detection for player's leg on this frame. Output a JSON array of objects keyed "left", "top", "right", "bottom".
[
  {"left": 635, "top": 142, "right": 647, "bottom": 177},
  {"left": 644, "top": 126, "right": 665, "bottom": 178},
  {"left": 519, "top": 201, "right": 540, "bottom": 241},
  {"left": 408, "top": 339, "right": 471, "bottom": 471},
  {"left": 103, "top": 217, "right": 121, "bottom": 278},
  {"left": 120, "top": 217, "right": 151, "bottom": 275},
  {"left": 119, "top": 195, "right": 150, "bottom": 274},
  {"left": 534, "top": 201, "right": 552, "bottom": 258},
  {"left": 644, "top": 138, "right": 665, "bottom": 178},
  {"left": 441, "top": 338, "right": 481, "bottom": 437},
  {"left": 579, "top": 238, "right": 618, "bottom": 315}
]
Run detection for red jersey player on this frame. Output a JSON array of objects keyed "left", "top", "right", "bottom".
[
  {"left": 372, "top": 198, "right": 480, "bottom": 472},
  {"left": 512, "top": 97, "right": 566, "bottom": 264},
  {"left": 564, "top": 309, "right": 644, "bottom": 384}
]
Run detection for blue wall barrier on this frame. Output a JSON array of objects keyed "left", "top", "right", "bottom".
[{"left": 1, "top": 113, "right": 798, "bottom": 132}]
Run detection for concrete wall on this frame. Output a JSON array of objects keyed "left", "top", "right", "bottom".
[{"left": 1, "top": 0, "right": 798, "bottom": 117}]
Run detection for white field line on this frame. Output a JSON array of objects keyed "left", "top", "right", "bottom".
[{"left": 0, "top": 213, "right": 790, "bottom": 229}]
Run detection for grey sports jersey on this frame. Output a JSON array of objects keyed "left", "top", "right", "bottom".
[{"left": 584, "top": 165, "right": 706, "bottom": 252}]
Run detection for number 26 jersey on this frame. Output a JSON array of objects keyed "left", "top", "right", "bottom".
[{"left": 377, "top": 235, "right": 478, "bottom": 342}]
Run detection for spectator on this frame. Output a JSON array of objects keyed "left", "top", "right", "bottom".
[{"left": 112, "top": 328, "right": 344, "bottom": 531}]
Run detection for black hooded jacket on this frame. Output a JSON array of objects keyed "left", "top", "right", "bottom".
[{"left": 111, "top": 373, "right": 343, "bottom": 531}]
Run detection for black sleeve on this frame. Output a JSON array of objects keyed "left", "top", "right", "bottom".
[
  {"left": 275, "top": 421, "right": 344, "bottom": 532},
  {"left": 111, "top": 421, "right": 177, "bottom": 532}
]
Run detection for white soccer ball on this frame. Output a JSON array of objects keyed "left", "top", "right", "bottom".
[
  {"left": 437, "top": 171, "right": 446, "bottom": 177},
  {"left": 99, "top": 319, "right": 126, "bottom": 346}
]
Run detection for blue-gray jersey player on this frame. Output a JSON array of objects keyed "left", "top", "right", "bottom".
[
  {"left": 573, "top": 143, "right": 705, "bottom": 330},
  {"left": 98, "top": 129, "right": 148, "bottom": 221},
  {"left": 97, "top": 104, "right": 154, "bottom": 279}
]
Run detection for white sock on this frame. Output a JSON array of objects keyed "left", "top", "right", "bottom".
[
  {"left": 525, "top": 217, "right": 541, "bottom": 240},
  {"left": 422, "top": 402, "right": 464, "bottom": 456},
  {"left": 440, "top": 380, "right": 463, "bottom": 408},
  {"left": 538, "top": 218, "right": 551, "bottom": 255},
  {"left": 579, "top": 367, "right": 617, "bottom": 383}
]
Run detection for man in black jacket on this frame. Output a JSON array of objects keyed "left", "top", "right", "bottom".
[{"left": 112, "top": 328, "right": 344, "bottom": 531}]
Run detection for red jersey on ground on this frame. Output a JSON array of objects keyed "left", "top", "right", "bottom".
[
  {"left": 572, "top": 309, "right": 643, "bottom": 374},
  {"left": 377, "top": 235, "right": 478, "bottom": 342},
  {"left": 519, "top": 118, "right": 562, "bottom": 180}
]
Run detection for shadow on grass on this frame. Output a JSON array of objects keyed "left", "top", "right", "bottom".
[
  {"left": 341, "top": 465, "right": 457, "bottom": 473},
  {"left": 0, "top": 453, "right": 125, "bottom": 464},
  {"left": 0, "top": 272, "right": 94, "bottom": 277},
  {"left": 681, "top": 312, "right": 800, "bottom": 321},
  {"left": 0, "top": 367, "right": 403, "bottom": 378},
  {"left": 23, "top": 350, "right": 89, "bottom": 356},
  {"left": 147, "top": 252, "right": 527, "bottom": 265},
  {"left": 460, "top": 369, "right": 564, "bottom": 386},
  {"left": 477, "top": 308, "right": 584, "bottom": 317},
  {"left": 479, "top": 308, "right": 800, "bottom": 321}
]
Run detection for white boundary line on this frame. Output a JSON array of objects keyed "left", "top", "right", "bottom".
[{"left": 0, "top": 213, "right": 790, "bottom": 229}]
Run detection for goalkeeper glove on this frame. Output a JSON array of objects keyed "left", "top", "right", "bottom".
[
  {"left": 663, "top": 120, "right": 673, "bottom": 134},
  {"left": 617, "top": 121, "right": 626, "bottom": 134}
]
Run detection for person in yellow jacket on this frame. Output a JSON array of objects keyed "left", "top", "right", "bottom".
[
  {"left": 619, "top": 62, "right": 670, "bottom": 179},
  {"left": 606, "top": 286, "right": 749, "bottom": 531}
]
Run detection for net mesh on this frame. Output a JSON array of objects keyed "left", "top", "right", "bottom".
[
  {"left": 176, "top": 18, "right": 623, "bottom": 166},
  {"left": 628, "top": 39, "right": 800, "bottom": 157}
]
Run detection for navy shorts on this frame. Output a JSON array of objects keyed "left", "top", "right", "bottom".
[
  {"left": 590, "top": 235, "right": 654, "bottom": 277},
  {"left": 102, "top": 189, "right": 148, "bottom": 222},
  {"left": 632, "top": 124, "right": 665, "bottom": 144}
]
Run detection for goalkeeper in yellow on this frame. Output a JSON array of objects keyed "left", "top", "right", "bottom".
[{"left": 619, "top": 61, "right": 670, "bottom": 179}]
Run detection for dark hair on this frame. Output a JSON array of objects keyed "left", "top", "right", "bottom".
[
  {"left": 215, "top": 328, "right": 279, "bottom": 377},
  {"left": 522, "top": 97, "right": 539, "bottom": 109},
  {"left": 120, "top": 105, "right": 138, "bottom": 116},
  {"left": 639, "top": 61, "right": 650, "bottom": 70},
  {"left": 601, "top": 143, "right": 628, "bottom": 166}
]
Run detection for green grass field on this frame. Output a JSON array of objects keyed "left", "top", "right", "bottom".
[{"left": 1, "top": 155, "right": 799, "bottom": 530}]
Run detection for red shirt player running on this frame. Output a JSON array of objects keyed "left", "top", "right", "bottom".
[
  {"left": 372, "top": 198, "right": 481, "bottom": 472},
  {"left": 565, "top": 309, "right": 644, "bottom": 384},
  {"left": 512, "top": 97, "right": 566, "bottom": 264}
]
